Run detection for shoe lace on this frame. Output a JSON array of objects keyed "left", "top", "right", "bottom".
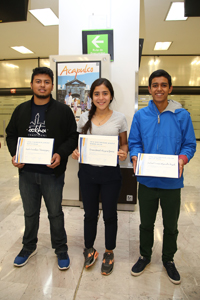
[
  {"left": 84, "top": 248, "right": 94, "bottom": 259},
  {"left": 137, "top": 256, "right": 148, "bottom": 266},
  {"left": 103, "top": 252, "right": 113, "bottom": 265},
  {"left": 166, "top": 261, "right": 179, "bottom": 274}
]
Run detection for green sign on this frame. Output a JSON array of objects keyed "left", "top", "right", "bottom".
[
  {"left": 87, "top": 34, "right": 108, "bottom": 54},
  {"left": 82, "top": 30, "right": 114, "bottom": 61}
]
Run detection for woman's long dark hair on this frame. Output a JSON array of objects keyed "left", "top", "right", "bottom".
[{"left": 81, "top": 78, "right": 114, "bottom": 134}]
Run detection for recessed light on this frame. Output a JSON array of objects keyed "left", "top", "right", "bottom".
[
  {"left": 29, "top": 8, "right": 59, "bottom": 26},
  {"left": 154, "top": 42, "right": 172, "bottom": 51},
  {"left": 11, "top": 46, "right": 34, "bottom": 54},
  {"left": 166, "top": 2, "right": 188, "bottom": 21}
]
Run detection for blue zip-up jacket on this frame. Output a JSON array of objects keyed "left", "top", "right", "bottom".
[{"left": 128, "top": 100, "right": 196, "bottom": 189}]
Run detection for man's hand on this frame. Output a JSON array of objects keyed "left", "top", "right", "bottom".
[
  {"left": 178, "top": 158, "right": 184, "bottom": 178},
  {"left": 132, "top": 156, "right": 138, "bottom": 174},
  {"left": 47, "top": 153, "right": 61, "bottom": 169},
  {"left": 12, "top": 156, "right": 25, "bottom": 169}
]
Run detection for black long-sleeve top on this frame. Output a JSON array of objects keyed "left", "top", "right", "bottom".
[{"left": 6, "top": 95, "right": 78, "bottom": 177}]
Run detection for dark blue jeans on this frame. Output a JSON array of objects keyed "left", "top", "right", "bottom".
[{"left": 19, "top": 171, "right": 68, "bottom": 254}]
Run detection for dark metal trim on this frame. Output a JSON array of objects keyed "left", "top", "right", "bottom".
[
  {"left": 141, "top": 54, "right": 200, "bottom": 57},
  {"left": 0, "top": 88, "right": 33, "bottom": 96},
  {"left": 0, "top": 57, "right": 48, "bottom": 62}
]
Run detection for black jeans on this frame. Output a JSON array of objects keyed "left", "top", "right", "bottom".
[
  {"left": 19, "top": 171, "right": 68, "bottom": 254},
  {"left": 138, "top": 183, "right": 181, "bottom": 262},
  {"left": 78, "top": 164, "right": 122, "bottom": 250}
]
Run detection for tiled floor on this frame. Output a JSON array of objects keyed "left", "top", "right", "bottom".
[{"left": 0, "top": 138, "right": 200, "bottom": 300}]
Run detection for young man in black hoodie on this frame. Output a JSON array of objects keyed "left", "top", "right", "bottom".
[{"left": 6, "top": 67, "right": 78, "bottom": 270}]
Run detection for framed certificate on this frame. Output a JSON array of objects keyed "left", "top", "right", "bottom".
[
  {"left": 15, "top": 137, "right": 54, "bottom": 165},
  {"left": 78, "top": 134, "right": 118, "bottom": 167},
  {"left": 135, "top": 153, "right": 179, "bottom": 178}
]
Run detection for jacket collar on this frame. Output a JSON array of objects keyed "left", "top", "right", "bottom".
[
  {"left": 149, "top": 99, "right": 182, "bottom": 114},
  {"left": 163, "top": 99, "right": 182, "bottom": 113}
]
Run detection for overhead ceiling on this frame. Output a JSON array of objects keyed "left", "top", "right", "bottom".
[
  {"left": 0, "top": 0, "right": 200, "bottom": 61},
  {"left": 0, "top": 0, "right": 58, "bottom": 60},
  {"left": 140, "top": 0, "right": 200, "bottom": 55}
]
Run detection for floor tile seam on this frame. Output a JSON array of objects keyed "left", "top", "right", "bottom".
[
  {"left": 72, "top": 259, "right": 84, "bottom": 299},
  {"left": 180, "top": 284, "right": 190, "bottom": 300},
  {"left": 73, "top": 207, "right": 102, "bottom": 299},
  {"left": 0, "top": 278, "right": 28, "bottom": 291}
]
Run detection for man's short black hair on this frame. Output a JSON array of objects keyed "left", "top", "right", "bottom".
[
  {"left": 149, "top": 69, "right": 172, "bottom": 88},
  {"left": 31, "top": 67, "right": 54, "bottom": 84}
]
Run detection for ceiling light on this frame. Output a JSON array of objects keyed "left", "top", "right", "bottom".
[
  {"left": 154, "top": 42, "right": 172, "bottom": 51},
  {"left": 11, "top": 46, "right": 34, "bottom": 54},
  {"left": 29, "top": 8, "right": 59, "bottom": 26},
  {"left": 165, "top": 2, "right": 188, "bottom": 21}
]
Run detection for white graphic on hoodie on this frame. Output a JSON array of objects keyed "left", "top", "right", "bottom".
[{"left": 28, "top": 113, "right": 46, "bottom": 136}]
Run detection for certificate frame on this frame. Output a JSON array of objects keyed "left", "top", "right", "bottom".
[
  {"left": 78, "top": 134, "right": 119, "bottom": 167},
  {"left": 136, "top": 153, "right": 179, "bottom": 178},
  {"left": 15, "top": 137, "right": 54, "bottom": 165}
]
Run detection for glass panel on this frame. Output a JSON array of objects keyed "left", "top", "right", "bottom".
[
  {"left": 39, "top": 58, "right": 50, "bottom": 68},
  {"left": 0, "top": 95, "right": 30, "bottom": 135},
  {"left": 138, "top": 94, "right": 200, "bottom": 139},
  {"left": 139, "top": 56, "right": 200, "bottom": 86},
  {"left": 0, "top": 59, "right": 38, "bottom": 88}
]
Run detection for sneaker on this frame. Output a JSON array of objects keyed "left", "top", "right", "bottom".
[
  {"left": 83, "top": 247, "right": 99, "bottom": 268},
  {"left": 163, "top": 261, "right": 181, "bottom": 284},
  {"left": 131, "top": 256, "right": 150, "bottom": 276},
  {"left": 57, "top": 252, "right": 70, "bottom": 270},
  {"left": 14, "top": 248, "right": 37, "bottom": 267},
  {"left": 101, "top": 251, "right": 114, "bottom": 276}
]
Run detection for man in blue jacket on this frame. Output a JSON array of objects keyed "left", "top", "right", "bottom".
[
  {"left": 6, "top": 67, "right": 78, "bottom": 270},
  {"left": 128, "top": 69, "right": 196, "bottom": 284}
]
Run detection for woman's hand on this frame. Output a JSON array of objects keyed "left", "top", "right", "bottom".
[
  {"left": 72, "top": 148, "right": 80, "bottom": 160},
  {"left": 118, "top": 131, "right": 128, "bottom": 162},
  {"left": 118, "top": 149, "right": 127, "bottom": 161}
]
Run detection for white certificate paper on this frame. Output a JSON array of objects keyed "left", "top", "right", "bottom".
[
  {"left": 78, "top": 134, "right": 118, "bottom": 167},
  {"left": 135, "top": 153, "right": 179, "bottom": 178},
  {"left": 15, "top": 137, "right": 54, "bottom": 165}
]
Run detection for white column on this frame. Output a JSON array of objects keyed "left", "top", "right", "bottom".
[{"left": 59, "top": 0, "right": 140, "bottom": 202}]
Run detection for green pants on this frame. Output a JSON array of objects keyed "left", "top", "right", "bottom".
[{"left": 138, "top": 183, "right": 181, "bottom": 263}]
